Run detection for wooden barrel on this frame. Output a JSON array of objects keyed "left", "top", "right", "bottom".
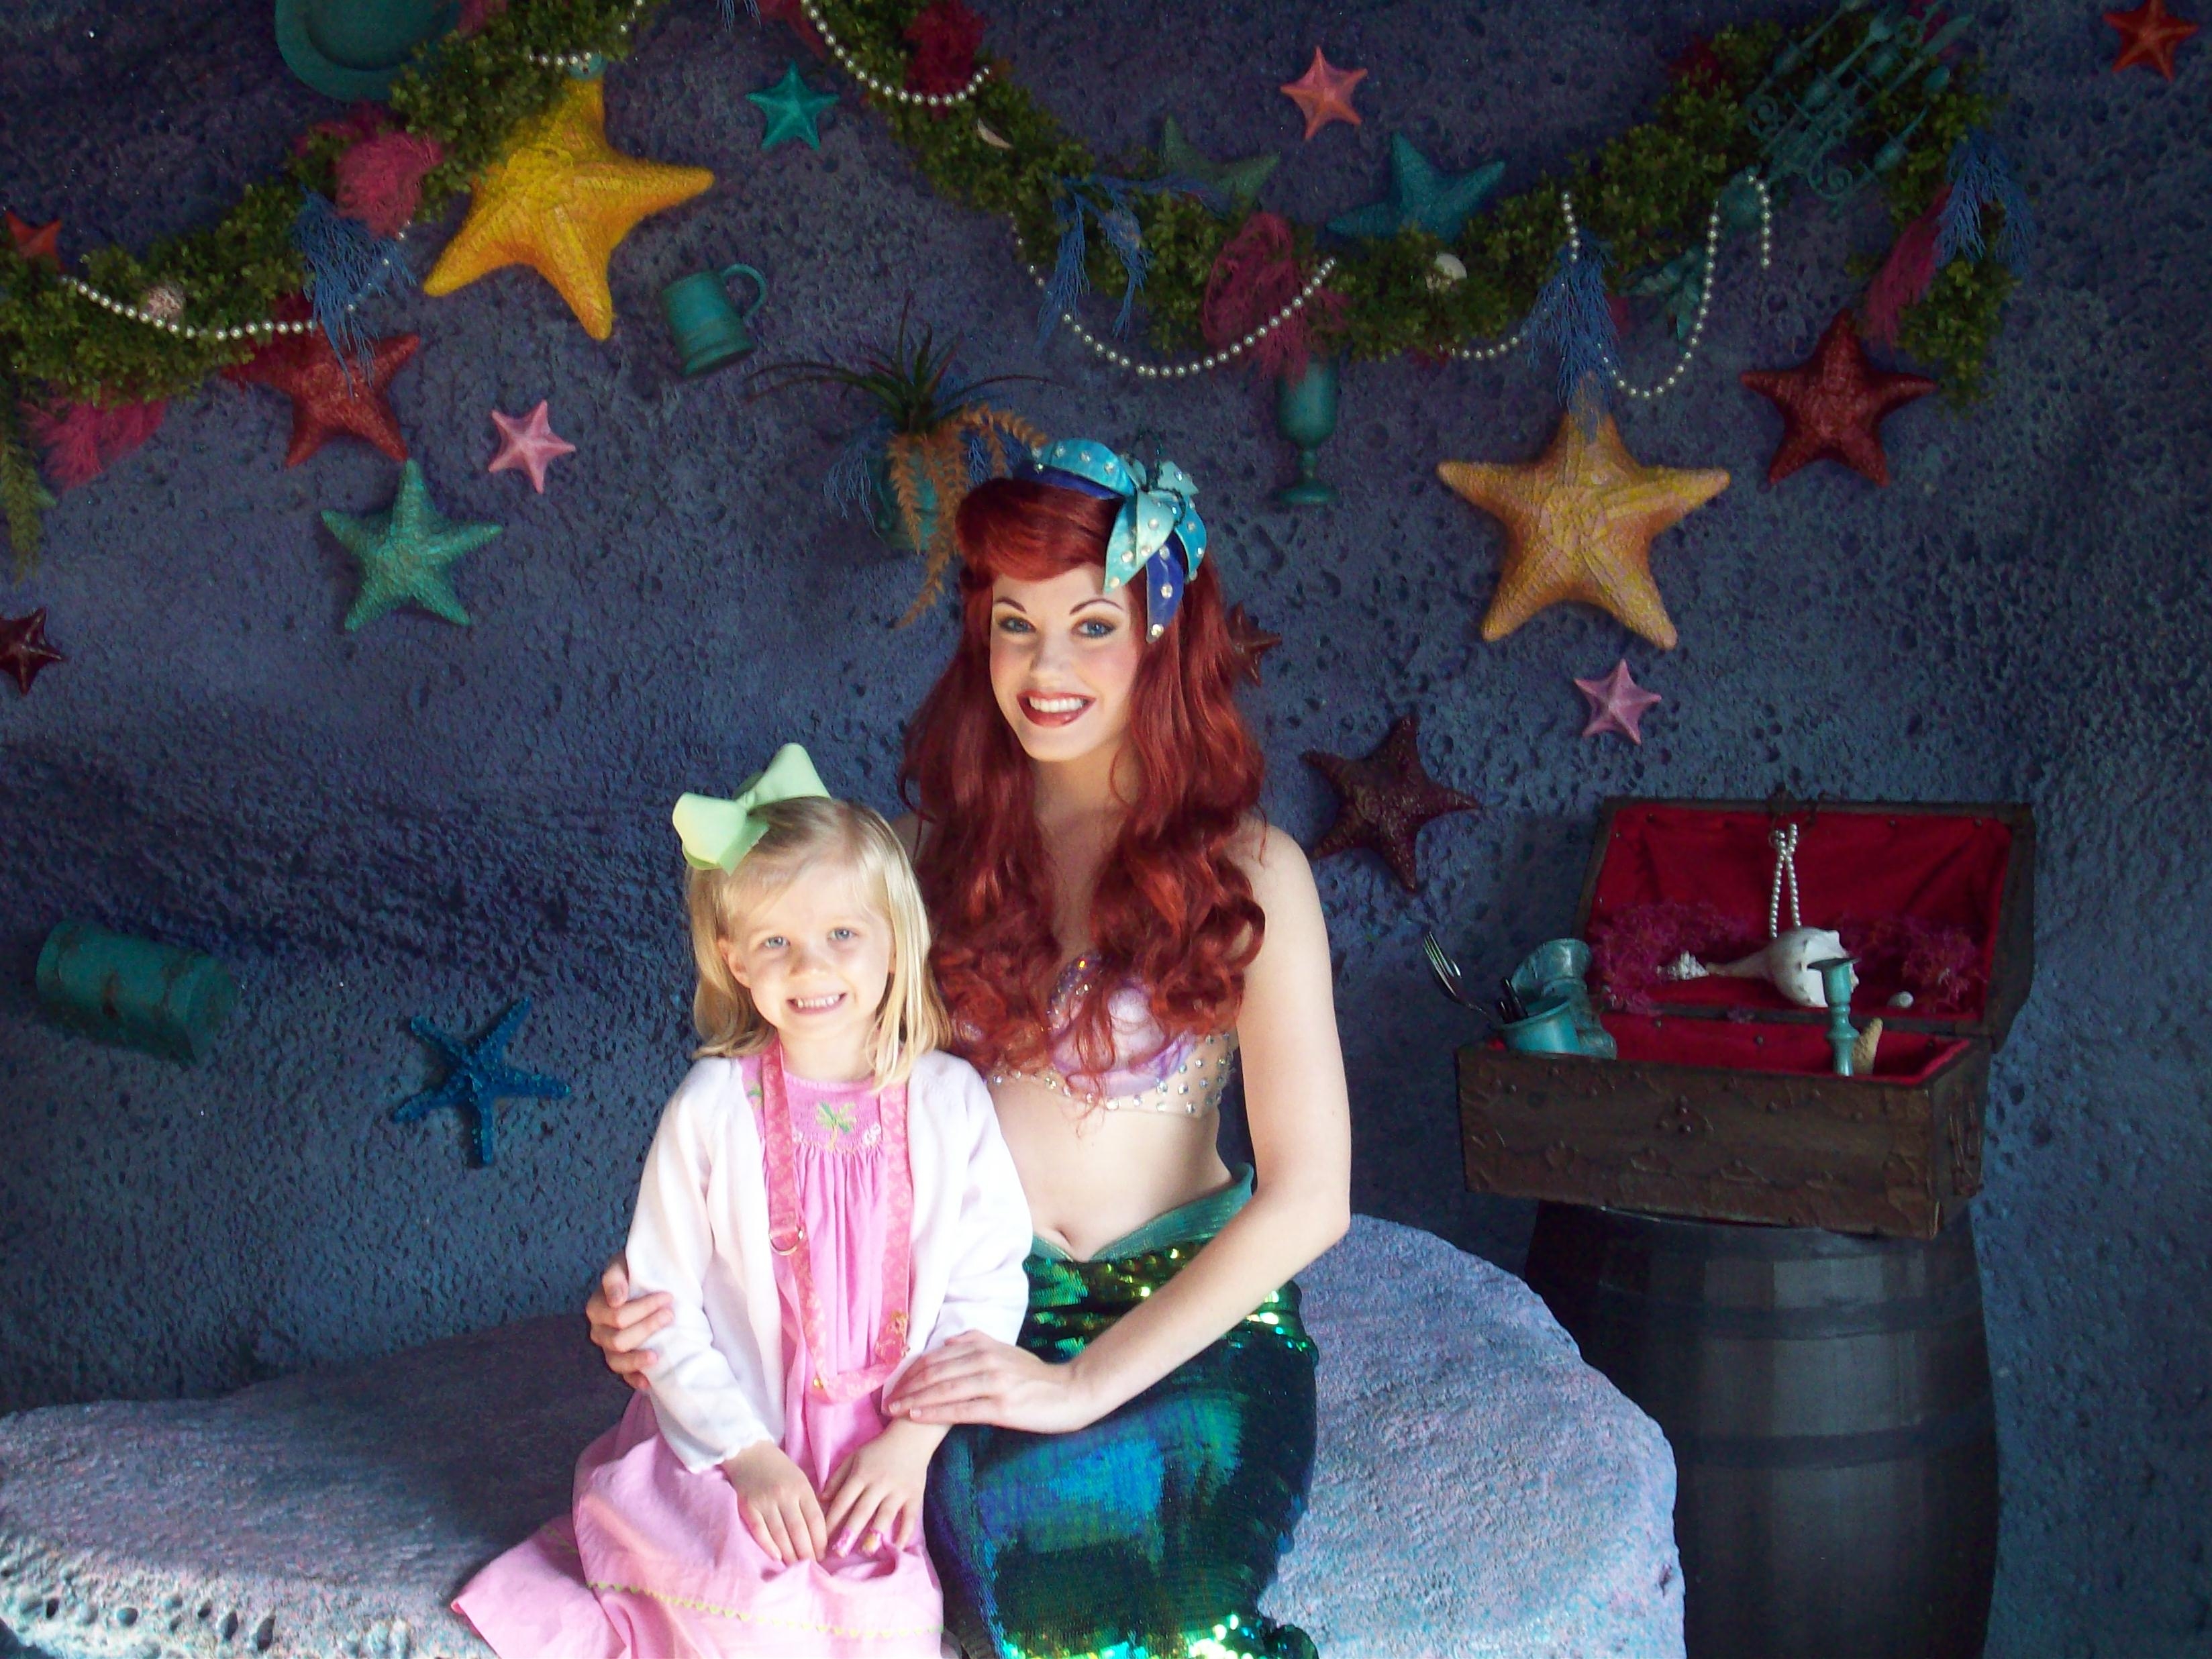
[{"left": 1523, "top": 1202, "right": 1998, "bottom": 1659}]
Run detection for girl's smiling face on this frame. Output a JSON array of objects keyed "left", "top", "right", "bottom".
[
  {"left": 987, "top": 565, "right": 1143, "bottom": 766},
  {"left": 719, "top": 860, "right": 892, "bottom": 1076}
]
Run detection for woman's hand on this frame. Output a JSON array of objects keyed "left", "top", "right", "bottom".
[
  {"left": 722, "top": 1441, "right": 830, "bottom": 1564},
  {"left": 881, "top": 1331, "right": 1103, "bottom": 1435},
  {"left": 584, "top": 1257, "right": 674, "bottom": 1389},
  {"left": 821, "top": 1419, "right": 942, "bottom": 1554}
]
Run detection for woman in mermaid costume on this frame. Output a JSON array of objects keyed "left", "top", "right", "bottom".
[{"left": 591, "top": 438, "right": 1353, "bottom": 1659}]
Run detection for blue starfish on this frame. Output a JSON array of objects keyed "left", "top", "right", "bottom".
[
  {"left": 748, "top": 62, "right": 838, "bottom": 152},
  {"left": 393, "top": 998, "right": 570, "bottom": 1166},
  {"left": 1327, "top": 133, "right": 1506, "bottom": 242}
]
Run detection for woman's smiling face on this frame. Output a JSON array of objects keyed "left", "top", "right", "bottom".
[{"left": 987, "top": 564, "right": 1143, "bottom": 766}]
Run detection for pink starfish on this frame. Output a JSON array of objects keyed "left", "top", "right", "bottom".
[
  {"left": 1573, "top": 660, "right": 1663, "bottom": 744},
  {"left": 1280, "top": 48, "right": 1366, "bottom": 140},
  {"left": 487, "top": 401, "right": 576, "bottom": 493}
]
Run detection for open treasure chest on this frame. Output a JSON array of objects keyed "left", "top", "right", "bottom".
[{"left": 1457, "top": 797, "right": 2036, "bottom": 1240}]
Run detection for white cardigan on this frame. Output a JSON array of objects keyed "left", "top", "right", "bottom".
[{"left": 626, "top": 1050, "right": 1034, "bottom": 1473}]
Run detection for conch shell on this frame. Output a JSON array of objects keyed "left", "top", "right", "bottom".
[{"left": 1701, "top": 926, "right": 1849, "bottom": 1008}]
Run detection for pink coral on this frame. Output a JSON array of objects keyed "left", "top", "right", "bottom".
[
  {"left": 1199, "top": 211, "right": 1344, "bottom": 382},
  {"left": 1587, "top": 902, "right": 1758, "bottom": 1013},
  {"left": 904, "top": 0, "right": 985, "bottom": 97},
  {"left": 336, "top": 131, "right": 444, "bottom": 236},
  {"left": 1862, "top": 186, "right": 1948, "bottom": 346},
  {"left": 22, "top": 399, "right": 168, "bottom": 490},
  {"left": 1837, "top": 915, "right": 1984, "bottom": 1013},
  {"left": 293, "top": 103, "right": 387, "bottom": 159}
]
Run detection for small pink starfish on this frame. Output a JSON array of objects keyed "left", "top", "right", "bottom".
[
  {"left": 1573, "top": 660, "right": 1662, "bottom": 744},
  {"left": 487, "top": 401, "right": 576, "bottom": 493},
  {"left": 1280, "top": 48, "right": 1366, "bottom": 140}
]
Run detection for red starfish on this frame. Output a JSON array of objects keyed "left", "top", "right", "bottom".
[
  {"left": 0, "top": 608, "right": 65, "bottom": 695},
  {"left": 225, "top": 324, "right": 419, "bottom": 467},
  {"left": 2106, "top": 0, "right": 2199, "bottom": 76},
  {"left": 1224, "top": 603, "right": 1283, "bottom": 687},
  {"left": 1739, "top": 310, "right": 1936, "bottom": 487},
  {"left": 7, "top": 209, "right": 61, "bottom": 266},
  {"left": 1303, "top": 714, "right": 1480, "bottom": 893}
]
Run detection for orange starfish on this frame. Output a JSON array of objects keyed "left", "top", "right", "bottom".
[
  {"left": 1280, "top": 48, "right": 1366, "bottom": 139},
  {"left": 2105, "top": 0, "right": 2199, "bottom": 76},
  {"left": 1438, "top": 413, "right": 1729, "bottom": 650}
]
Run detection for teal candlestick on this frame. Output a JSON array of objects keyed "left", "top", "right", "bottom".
[
  {"left": 1811, "top": 955, "right": 1860, "bottom": 1076},
  {"left": 1274, "top": 358, "right": 1340, "bottom": 507}
]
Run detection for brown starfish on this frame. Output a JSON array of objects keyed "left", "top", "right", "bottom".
[
  {"left": 1224, "top": 603, "right": 1283, "bottom": 687},
  {"left": 1303, "top": 714, "right": 1481, "bottom": 893}
]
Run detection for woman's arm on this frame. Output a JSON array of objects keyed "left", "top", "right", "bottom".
[{"left": 885, "top": 824, "right": 1352, "bottom": 1432}]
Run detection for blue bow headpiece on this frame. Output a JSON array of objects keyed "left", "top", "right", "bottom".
[{"left": 1024, "top": 438, "right": 1209, "bottom": 639}]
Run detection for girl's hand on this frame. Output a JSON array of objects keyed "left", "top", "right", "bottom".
[
  {"left": 820, "top": 1419, "right": 941, "bottom": 1554},
  {"left": 584, "top": 1257, "right": 673, "bottom": 1390},
  {"left": 881, "top": 1332, "right": 1103, "bottom": 1435},
  {"left": 722, "top": 1441, "right": 830, "bottom": 1564}
]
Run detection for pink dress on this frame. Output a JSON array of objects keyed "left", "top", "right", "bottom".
[{"left": 454, "top": 1057, "right": 945, "bottom": 1659}]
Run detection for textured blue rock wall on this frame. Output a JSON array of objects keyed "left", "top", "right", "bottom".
[{"left": 1, "top": 1, "right": 2205, "bottom": 1652}]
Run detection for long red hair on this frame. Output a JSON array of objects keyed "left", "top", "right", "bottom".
[{"left": 901, "top": 474, "right": 1266, "bottom": 1078}]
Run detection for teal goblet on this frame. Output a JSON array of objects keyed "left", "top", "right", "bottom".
[{"left": 1274, "top": 356, "right": 1340, "bottom": 507}]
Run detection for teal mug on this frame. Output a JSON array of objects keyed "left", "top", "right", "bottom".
[
  {"left": 660, "top": 262, "right": 769, "bottom": 378},
  {"left": 1499, "top": 993, "right": 1582, "bottom": 1056},
  {"left": 36, "top": 919, "right": 238, "bottom": 1064}
]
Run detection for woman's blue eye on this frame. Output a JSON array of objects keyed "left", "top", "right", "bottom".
[
  {"left": 995, "top": 615, "right": 1033, "bottom": 634},
  {"left": 1078, "top": 619, "right": 1116, "bottom": 639}
]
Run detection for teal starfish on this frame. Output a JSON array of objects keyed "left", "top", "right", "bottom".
[
  {"left": 1327, "top": 133, "right": 1506, "bottom": 242},
  {"left": 1158, "top": 116, "right": 1280, "bottom": 212},
  {"left": 393, "top": 999, "right": 570, "bottom": 1166},
  {"left": 748, "top": 62, "right": 838, "bottom": 152},
  {"left": 322, "top": 460, "right": 501, "bottom": 632}
]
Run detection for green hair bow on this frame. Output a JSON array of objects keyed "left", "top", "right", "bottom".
[{"left": 672, "top": 743, "right": 831, "bottom": 871}]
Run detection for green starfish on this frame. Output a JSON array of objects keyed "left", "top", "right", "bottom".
[
  {"left": 322, "top": 460, "right": 501, "bottom": 632},
  {"left": 748, "top": 62, "right": 838, "bottom": 152},
  {"left": 1327, "top": 133, "right": 1506, "bottom": 242},
  {"left": 1158, "top": 116, "right": 1280, "bottom": 212}
]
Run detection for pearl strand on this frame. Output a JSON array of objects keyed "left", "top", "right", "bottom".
[
  {"left": 1607, "top": 173, "right": 1772, "bottom": 403},
  {"left": 795, "top": 0, "right": 992, "bottom": 107},
  {"left": 1768, "top": 823, "right": 1802, "bottom": 938},
  {"left": 1015, "top": 222, "right": 1337, "bottom": 381},
  {"left": 526, "top": 0, "right": 653, "bottom": 72},
  {"left": 58, "top": 230, "right": 414, "bottom": 344}
]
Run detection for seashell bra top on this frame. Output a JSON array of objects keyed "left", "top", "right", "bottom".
[{"left": 985, "top": 956, "right": 1238, "bottom": 1117}]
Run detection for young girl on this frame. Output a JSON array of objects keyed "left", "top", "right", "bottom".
[{"left": 455, "top": 744, "right": 1032, "bottom": 1659}]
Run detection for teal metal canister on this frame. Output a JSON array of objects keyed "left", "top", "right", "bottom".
[{"left": 35, "top": 921, "right": 239, "bottom": 1063}]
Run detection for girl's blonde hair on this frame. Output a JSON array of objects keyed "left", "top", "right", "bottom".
[{"left": 686, "top": 797, "right": 948, "bottom": 1088}]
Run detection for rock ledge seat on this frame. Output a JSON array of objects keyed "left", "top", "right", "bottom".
[{"left": 0, "top": 1217, "right": 1681, "bottom": 1659}]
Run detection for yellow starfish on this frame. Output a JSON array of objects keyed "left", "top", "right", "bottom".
[
  {"left": 1438, "top": 412, "right": 1729, "bottom": 650},
  {"left": 422, "top": 79, "right": 713, "bottom": 340}
]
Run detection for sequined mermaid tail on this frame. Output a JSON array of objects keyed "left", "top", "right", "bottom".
[{"left": 926, "top": 1246, "right": 1318, "bottom": 1659}]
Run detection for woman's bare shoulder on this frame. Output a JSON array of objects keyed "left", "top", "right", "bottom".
[{"left": 1229, "top": 814, "right": 1313, "bottom": 903}]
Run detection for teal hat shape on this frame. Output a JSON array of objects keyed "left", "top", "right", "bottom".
[{"left": 276, "top": 0, "right": 460, "bottom": 103}]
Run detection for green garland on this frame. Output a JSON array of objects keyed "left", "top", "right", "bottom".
[{"left": 0, "top": 0, "right": 2015, "bottom": 566}]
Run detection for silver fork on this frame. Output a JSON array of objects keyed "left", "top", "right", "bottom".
[{"left": 1421, "top": 931, "right": 1487, "bottom": 1011}]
